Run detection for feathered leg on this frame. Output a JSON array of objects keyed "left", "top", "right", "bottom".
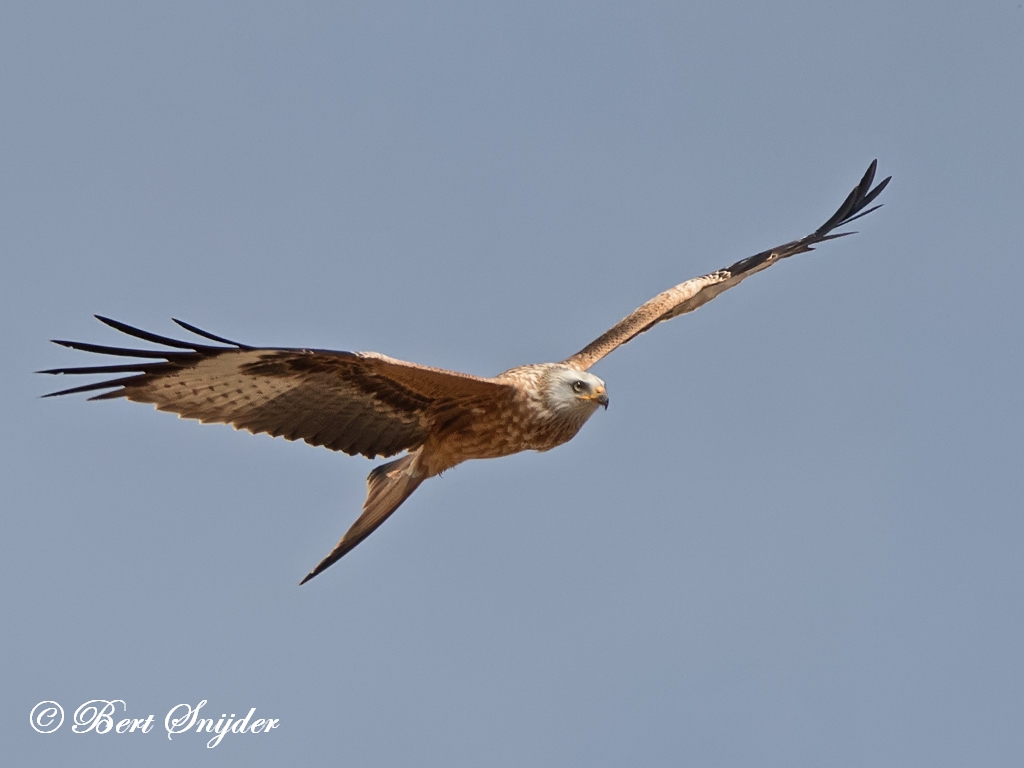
[{"left": 300, "top": 453, "right": 425, "bottom": 584}]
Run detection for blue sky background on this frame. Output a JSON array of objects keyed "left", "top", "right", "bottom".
[{"left": 3, "top": 2, "right": 1022, "bottom": 765}]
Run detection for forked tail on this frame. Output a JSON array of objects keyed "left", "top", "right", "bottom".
[{"left": 300, "top": 454, "right": 425, "bottom": 584}]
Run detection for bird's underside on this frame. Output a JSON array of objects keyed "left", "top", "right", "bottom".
[{"left": 41, "top": 161, "right": 890, "bottom": 583}]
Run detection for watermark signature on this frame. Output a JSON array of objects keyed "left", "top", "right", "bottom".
[{"left": 30, "top": 699, "right": 279, "bottom": 748}]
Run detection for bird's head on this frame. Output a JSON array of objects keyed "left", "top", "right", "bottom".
[{"left": 542, "top": 367, "right": 609, "bottom": 416}]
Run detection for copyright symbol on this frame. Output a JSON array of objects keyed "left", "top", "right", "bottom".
[{"left": 30, "top": 701, "right": 64, "bottom": 733}]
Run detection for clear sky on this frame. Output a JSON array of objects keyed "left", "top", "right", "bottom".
[{"left": 3, "top": 2, "right": 1023, "bottom": 766}]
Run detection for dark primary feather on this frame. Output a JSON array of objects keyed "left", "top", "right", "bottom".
[
  {"left": 94, "top": 314, "right": 230, "bottom": 350},
  {"left": 171, "top": 318, "right": 250, "bottom": 347},
  {"left": 563, "top": 160, "right": 891, "bottom": 370},
  {"left": 40, "top": 317, "right": 516, "bottom": 459}
]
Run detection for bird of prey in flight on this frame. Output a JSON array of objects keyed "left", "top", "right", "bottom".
[{"left": 42, "top": 161, "right": 890, "bottom": 584}]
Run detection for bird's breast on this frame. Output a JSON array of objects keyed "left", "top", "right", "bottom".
[{"left": 419, "top": 393, "right": 586, "bottom": 476}]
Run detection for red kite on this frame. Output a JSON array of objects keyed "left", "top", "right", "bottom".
[{"left": 42, "top": 161, "right": 890, "bottom": 583}]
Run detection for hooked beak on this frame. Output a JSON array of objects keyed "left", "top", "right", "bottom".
[{"left": 588, "top": 387, "right": 609, "bottom": 410}]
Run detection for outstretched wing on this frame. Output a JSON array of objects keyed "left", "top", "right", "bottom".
[
  {"left": 562, "top": 160, "right": 891, "bottom": 371},
  {"left": 40, "top": 316, "right": 515, "bottom": 459}
]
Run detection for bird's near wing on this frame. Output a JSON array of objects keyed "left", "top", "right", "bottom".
[
  {"left": 40, "top": 316, "right": 516, "bottom": 459},
  {"left": 562, "top": 160, "right": 891, "bottom": 371}
]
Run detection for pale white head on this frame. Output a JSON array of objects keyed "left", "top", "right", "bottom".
[{"left": 541, "top": 366, "right": 608, "bottom": 419}]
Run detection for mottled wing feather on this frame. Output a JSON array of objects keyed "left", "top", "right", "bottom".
[
  {"left": 563, "top": 161, "right": 891, "bottom": 371},
  {"left": 41, "top": 318, "right": 516, "bottom": 459}
]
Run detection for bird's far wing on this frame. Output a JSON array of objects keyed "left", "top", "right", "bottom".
[
  {"left": 299, "top": 453, "right": 424, "bottom": 585},
  {"left": 562, "top": 161, "right": 891, "bottom": 371},
  {"left": 40, "top": 316, "right": 515, "bottom": 459}
]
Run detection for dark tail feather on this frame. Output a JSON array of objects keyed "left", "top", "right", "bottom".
[{"left": 299, "top": 454, "right": 425, "bottom": 585}]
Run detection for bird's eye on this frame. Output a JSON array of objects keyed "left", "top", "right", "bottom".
[{"left": 572, "top": 380, "right": 585, "bottom": 393}]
